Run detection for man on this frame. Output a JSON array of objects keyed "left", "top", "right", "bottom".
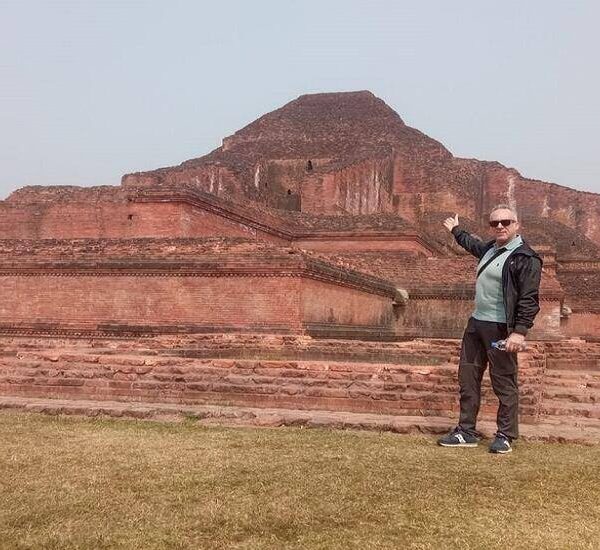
[{"left": 438, "top": 205, "right": 542, "bottom": 453}]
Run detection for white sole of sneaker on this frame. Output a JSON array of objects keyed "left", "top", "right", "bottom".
[
  {"left": 438, "top": 442, "right": 478, "bottom": 447},
  {"left": 490, "top": 448, "right": 513, "bottom": 454}
]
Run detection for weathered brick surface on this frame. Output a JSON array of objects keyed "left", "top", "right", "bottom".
[
  {"left": 120, "top": 92, "right": 600, "bottom": 249},
  {"left": 563, "top": 314, "right": 600, "bottom": 340},
  {"left": 524, "top": 340, "right": 600, "bottom": 426},
  {"left": 0, "top": 336, "right": 548, "bottom": 423},
  {"left": 4, "top": 334, "right": 600, "bottom": 437},
  {"left": 0, "top": 274, "right": 301, "bottom": 332},
  {"left": 0, "top": 239, "right": 401, "bottom": 339},
  {"left": 543, "top": 341, "right": 600, "bottom": 370},
  {"left": 301, "top": 279, "right": 393, "bottom": 333},
  {"left": 555, "top": 261, "right": 600, "bottom": 339},
  {"left": 0, "top": 192, "right": 280, "bottom": 242}
]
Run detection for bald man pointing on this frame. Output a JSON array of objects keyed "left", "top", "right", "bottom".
[{"left": 438, "top": 205, "right": 542, "bottom": 453}]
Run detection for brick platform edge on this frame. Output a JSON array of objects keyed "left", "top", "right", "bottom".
[{"left": 2, "top": 395, "right": 599, "bottom": 445}]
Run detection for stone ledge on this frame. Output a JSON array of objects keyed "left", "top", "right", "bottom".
[{"left": 1, "top": 396, "right": 599, "bottom": 444}]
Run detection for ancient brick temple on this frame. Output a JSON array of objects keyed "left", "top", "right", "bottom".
[{"left": 1, "top": 91, "right": 599, "bottom": 439}]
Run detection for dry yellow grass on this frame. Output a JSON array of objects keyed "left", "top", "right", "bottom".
[{"left": 0, "top": 412, "right": 599, "bottom": 549}]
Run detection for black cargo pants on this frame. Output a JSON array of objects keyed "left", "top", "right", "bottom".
[{"left": 458, "top": 317, "right": 519, "bottom": 440}]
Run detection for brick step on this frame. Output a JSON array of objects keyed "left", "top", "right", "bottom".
[
  {"left": 546, "top": 360, "right": 600, "bottom": 371},
  {"left": 1, "top": 357, "right": 459, "bottom": 377},
  {"left": 546, "top": 350, "right": 600, "bottom": 355},
  {"left": 544, "top": 351, "right": 590, "bottom": 356},
  {"left": 543, "top": 370, "right": 600, "bottom": 387},
  {"left": 0, "top": 335, "right": 465, "bottom": 364},
  {"left": 544, "top": 368, "right": 600, "bottom": 378},
  {"left": 0, "top": 373, "right": 542, "bottom": 404},
  {"left": 540, "top": 400, "right": 600, "bottom": 419},
  {"left": 546, "top": 349, "right": 600, "bottom": 354},
  {"left": 4, "top": 348, "right": 462, "bottom": 368},
  {"left": 533, "top": 414, "right": 600, "bottom": 430},
  {"left": 542, "top": 386, "right": 600, "bottom": 404},
  {"left": 547, "top": 358, "right": 600, "bottom": 364},
  {"left": 545, "top": 345, "right": 600, "bottom": 350},
  {"left": 549, "top": 355, "right": 600, "bottom": 359},
  {"left": 543, "top": 380, "right": 600, "bottom": 392},
  {"left": 545, "top": 347, "right": 600, "bottom": 354},
  {"left": 163, "top": 348, "right": 459, "bottom": 365},
  {"left": 1, "top": 395, "right": 597, "bottom": 443},
  {"left": 0, "top": 385, "right": 462, "bottom": 417},
  {"left": 0, "top": 369, "right": 543, "bottom": 390},
  {"left": 4, "top": 337, "right": 565, "bottom": 371},
  {"left": 0, "top": 362, "right": 460, "bottom": 378},
  {"left": 0, "top": 374, "right": 457, "bottom": 397},
  {"left": 0, "top": 383, "right": 542, "bottom": 418}
]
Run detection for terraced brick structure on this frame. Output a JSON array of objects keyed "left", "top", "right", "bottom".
[{"left": 1, "top": 91, "right": 599, "bottom": 441}]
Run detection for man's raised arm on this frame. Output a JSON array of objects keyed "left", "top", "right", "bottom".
[{"left": 443, "top": 214, "right": 489, "bottom": 259}]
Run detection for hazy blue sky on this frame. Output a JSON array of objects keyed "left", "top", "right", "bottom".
[{"left": 1, "top": 0, "right": 599, "bottom": 199}]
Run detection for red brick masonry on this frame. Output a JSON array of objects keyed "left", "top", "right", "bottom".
[
  {"left": 2, "top": 335, "right": 598, "bottom": 439},
  {"left": 0, "top": 239, "right": 401, "bottom": 341}
]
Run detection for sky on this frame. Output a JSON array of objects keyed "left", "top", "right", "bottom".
[{"left": 1, "top": 0, "right": 599, "bottom": 199}]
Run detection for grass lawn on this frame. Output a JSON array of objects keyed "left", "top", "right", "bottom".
[{"left": 0, "top": 413, "right": 599, "bottom": 549}]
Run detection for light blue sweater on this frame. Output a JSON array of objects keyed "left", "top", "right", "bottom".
[{"left": 472, "top": 235, "right": 523, "bottom": 323}]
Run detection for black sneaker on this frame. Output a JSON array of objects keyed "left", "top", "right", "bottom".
[
  {"left": 489, "top": 433, "right": 513, "bottom": 454},
  {"left": 437, "top": 427, "right": 480, "bottom": 447}
]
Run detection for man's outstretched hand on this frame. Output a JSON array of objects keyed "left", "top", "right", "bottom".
[{"left": 443, "top": 214, "right": 459, "bottom": 232}]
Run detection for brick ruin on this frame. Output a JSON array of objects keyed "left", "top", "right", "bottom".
[{"left": 1, "top": 91, "right": 599, "bottom": 440}]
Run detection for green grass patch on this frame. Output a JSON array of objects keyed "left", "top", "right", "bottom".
[{"left": 0, "top": 412, "right": 599, "bottom": 549}]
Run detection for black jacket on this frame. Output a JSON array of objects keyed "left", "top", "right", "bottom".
[{"left": 451, "top": 227, "right": 542, "bottom": 336}]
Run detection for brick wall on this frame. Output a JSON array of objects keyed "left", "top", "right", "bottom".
[
  {"left": 0, "top": 348, "right": 460, "bottom": 415},
  {"left": 557, "top": 262, "right": 600, "bottom": 314},
  {"left": 0, "top": 246, "right": 399, "bottom": 339},
  {"left": 0, "top": 200, "right": 282, "bottom": 242},
  {"left": 0, "top": 274, "right": 303, "bottom": 334},
  {"left": 396, "top": 298, "right": 562, "bottom": 340},
  {"left": 301, "top": 157, "right": 395, "bottom": 215},
  {"left": 122, "top": 165, "right": 244, "bottom": 199},
  {"left": 483, "top": 166, "right": 600, "bottom": 243},
  {"left": 543, "top": 340, "right": 600, "bottom": 369},
  {"left": 0, "top": 335, "right": 545, "bottom": 421},
  {"left": 254, "top": 158, "right": 333, "bottom": 210},
  {"left": 301, "top": 279, "right": 394, "bottom": 338},
  {"left": 396, "top": 298, "right": 474, "bottom": 339},
  {"left": 562, "top": 314, "right": 600, "bottom": 341}
]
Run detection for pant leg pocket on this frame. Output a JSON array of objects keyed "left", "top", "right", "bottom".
[
  {"left": 489, "top": 349, "right": 518, "bottom": 375},
  {"left": 461, "top": 318, "right": 486, "bottom": 367},
  {"left": 488, "top": 323, "right": 516, "bottom": 374}
]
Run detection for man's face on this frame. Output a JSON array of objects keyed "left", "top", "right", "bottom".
[{"left": 489, "top": 208, "right": 519, "bottom": 246}]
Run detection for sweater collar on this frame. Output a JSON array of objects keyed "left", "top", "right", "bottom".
[{"left": 496, "top": 234, "right": 522, "bottom": 251}]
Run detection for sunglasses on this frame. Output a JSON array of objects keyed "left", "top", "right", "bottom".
[{"left": 489, "top": 219, "right": 516, "bottom": 228}]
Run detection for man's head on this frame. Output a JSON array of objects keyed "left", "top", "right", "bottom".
[{"left": 489, "top": 204, "right": 520, "bottom": 246}]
